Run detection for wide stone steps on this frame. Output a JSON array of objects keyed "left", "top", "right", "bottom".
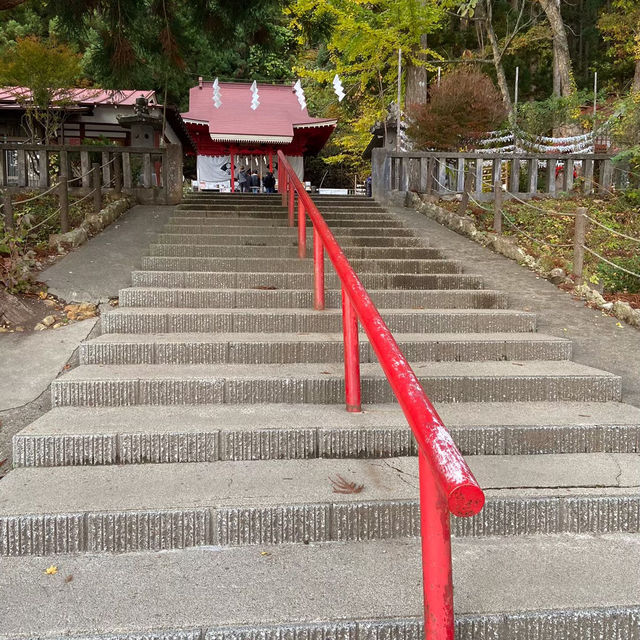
[
  {"left": 154, "top": 232, "right": 422, "bottom": 247},
  {"left": 79, "top": 332, "right": 571, "bottom": 365},
  {"left": 50, "top": 361, "right": 621, "bottom": 408},
  {"left": 2, "top": 536, "right": 640, "bottom": 639},
  {"left": 118, "top": 287, "right": 509, "bottom": 309},
  {"left": 166, "top": 225, "right": 416, "bottom": 238},
  {"left": 2, "top": 454, "right": 640, "bottom": 556},
  {"left": 147, "top": 244, "right": 445, "bottom": 259},
  {"left": 140, "top": 257, "right": 464, "bottom": 274},
  {"left": 101, "top": 308, "right": 537, "bottom": 334},
  {"left": 167, "top": 216, "right": 403, "bottom": 227},
  {"left": 13, "top": 402, "right": 640, "bottom": 467},
  {"left": 129, "top": 271, "right": 484, "bottom": 291}
]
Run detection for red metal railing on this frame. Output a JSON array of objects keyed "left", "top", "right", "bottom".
[{"left": 277, "top": 151, "right": 485, "bottom": 639}]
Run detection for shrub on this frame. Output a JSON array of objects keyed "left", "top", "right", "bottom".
[{"left": 407, "top": 68, "right": 507, "bottom": 151}]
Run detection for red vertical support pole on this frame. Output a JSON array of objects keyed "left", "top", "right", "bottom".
[
  {"left": 281, "top": 167, "right": 287, "bottom": 207},
  {"left": 288, "top": 180, "right": 295, "bottom": 227},
  {"left": 341, "top": 286, "right": 361, "bottom": 413},
  {"left": 298, "top": 198, "right": 306, "bottom": 258},
  {"left": 313, "top": 227, "right": 325, "bottom": 311},
  {"left": 268, "top": 148, "right": 274, "bottom": 173},
  {"left": 418, "top": 450, "right": 454, "bottom": 640},
  {"left": 230, "top": 148, "right": 235, "bottom": 193}
]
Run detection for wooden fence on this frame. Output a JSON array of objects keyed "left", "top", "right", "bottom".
[
  {"left": 371, "top": 150, "right": 617, "bottom": 201},
  {"left": 0, "top": 143, "right": 183, "bottom": 206}
]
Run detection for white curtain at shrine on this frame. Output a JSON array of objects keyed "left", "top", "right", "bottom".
[
  {"left": 285, "top": 155, "right": 304, "bottom": 181},
  {"left": 197, "top": 155, "right": 231, "bottom": 189}
]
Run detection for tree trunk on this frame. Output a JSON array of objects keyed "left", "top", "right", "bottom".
[
  {"left": 0, "top": 0, "right": 25, "bottom": 9},
  {"left": 484, "top": 1, "right": 513, "bottom": 117},
  {"left": 405, "top": 34, "right": 429, "bottom": 110},
  {"left": 538, "top": 0, "right": 574, "bottom": 97}
]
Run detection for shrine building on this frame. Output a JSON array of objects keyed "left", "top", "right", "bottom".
[{"left": 182, "top": 78, "right": 336, "bottom": 191}]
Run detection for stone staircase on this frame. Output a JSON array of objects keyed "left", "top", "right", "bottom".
[{"left": 2, "top": 192, "right": 640, "bottom": 639}]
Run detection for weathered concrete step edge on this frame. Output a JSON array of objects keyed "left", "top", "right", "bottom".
[
  {"left": 14, "top": 421, "right": 640, "bottom": 467},
  {"left": 79, "top": 334, "right": 571, "bottom": 365},
  {"left": 118, "top": 289, "right": 508, "bottom": 310},
  {"left": 101, "top": 309, "right": 536, "bottom": 335},
  {"left": 3, "top": 494, "right": 640, "bottom": 555},
  {"left": 140, "top": 257, "right": 464, "bottom": 274},
  {"left": 17, "top": 610, "right": 635, "bottom": 640},
  {"left": 146, "top": 245, "right": 444, "bottom": 259},
  {"left": 50, "top": 372, "right": 622, "bottom": 407},
  {"left": 129, "top": 271, "right": 484, "bottom": 291},
  {"left": 153, "top": 233, "right": 422, "bottom": 247},
  {"left": 7, "top": 533, "right": 640, "bottom": 638}
]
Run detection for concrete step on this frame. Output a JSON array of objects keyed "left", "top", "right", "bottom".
[
  {"left": 147, "top": 244, "right": 444, "bottom": 260},
  {"left": 50, "top": 361, "right": 621, "bottom": 407},
  {"left": 153, "top": 233, "right": 422, "bottom": 247},
  {"left": 2, "top": 454, "right": 640, "bottom": 555},
  {"left": 167, "top": 216, "right": 404, "bottom": 228},
  {"left": 1, "top": 536, "right": 639, "bottom": 638},
  {"left": 14, "top": 402, "right": 640, "bottom": 467},
  {"left": 129, "top": 271, "right": 484, "bottom": 291},
  {"left": 140, "top": 257, "right": 463, "bottom": 275},
  {"left": 80, "top": 332, "right": 571, "bottom": 365},
  {"left": 118, "top": 288, "right": 509, "bottom": 309},
  {"left": 163, "top": 224, "right": 416, "bottom": 237},
  {"left": 101, "top": 308, "right": 535, "bottom": 335}
]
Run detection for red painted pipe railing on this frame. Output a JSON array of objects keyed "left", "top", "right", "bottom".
[{"left": 277, "top": 151, "right": 485, "bottom": 640}]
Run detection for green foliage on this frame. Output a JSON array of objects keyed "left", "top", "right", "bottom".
[
  {"left": 598, "top": 0, "right": 640, "bottom": 89},
  {"left": 515, "top": 90, "right": 596, "bottom": 136},
  {"left": 407, "top": 68, "right": 507, "bottom": 150},
  {"left": 596, "top": 256, "right": 640, "bottom": 294},
  {"left": 288, "top": 0, "right": 454, "bottom": 166},
  {"left": 0, "top": 35, "right": 83, "bottom": 141}
]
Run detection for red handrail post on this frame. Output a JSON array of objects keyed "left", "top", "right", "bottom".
[
  {"left": 298, "top": 198, "right": 307, "bottom": 258},
  {"left": 418, "top": 449, "right": 455, "bottom": 640},
  {"left": 313, "top": 226, "right": 325, "bottom": 310},
  {"left": 341, "top": 286, "right": 361, "bottom": 412},
  {"left": 288, "top": 180, "right": 295, "bottom": 227},
  {"left": 281, "top": 168, "right": 287, "bottom": 207}
]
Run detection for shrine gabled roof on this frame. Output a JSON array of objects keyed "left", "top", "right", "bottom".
[
  {"left": 0, "top": 87, "right": 158, "bottom": 107},
  {"left": 182, "top": 81, "right": 336, "bottom": 145}
]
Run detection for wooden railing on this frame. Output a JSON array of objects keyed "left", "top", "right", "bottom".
[
  {"left": 0, "top": 143, "right": 183, "bottom": 205},
  {"left": 371, "top": 149, "right": 617, "bottom": 201}
]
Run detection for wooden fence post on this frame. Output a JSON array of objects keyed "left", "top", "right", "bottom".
[
  {"left": 2, "top": 192, "right": 14, "bottom": 231},
  {"left": 114, "top": 154, "right": 122, "bottom": 195},
  {"left": 38, "top": 150, "right": 49, "bottom": 188},
  {"left": 81, "top": 151, "right": 91, "bottom": 188},
  {"left": 573, "top": 207, "right": 588, "bottom": 284},
  {"left": 92, "top": 162, "right": 102, "bottom": 213},
  {"left": 457, "top": 166, "right": 474, "bottom": 216},
  {"left": 425, "top": 158, "right": 433, "bottom": 195},
  {"left": 59, "top": 150, "right": 69, "bottom": 233},
  {"left": 493, "top": 178, "right": 503, "bottom": 234}
]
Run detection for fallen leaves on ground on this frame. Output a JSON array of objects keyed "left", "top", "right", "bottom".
[
  {"left": 329, "top": 474, "right": 364, "bottom": 494},
  {"left": 45, "top": 565, "right": 58, "bottom": 575}
]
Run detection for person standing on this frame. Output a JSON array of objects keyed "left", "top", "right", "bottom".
[
  {"left": 262, "top": 171, "right": 276, "bottom": 193},
  {"left": 250, "top": 170, "right": 260, "bottom": 193},
  {"left": 238, "top": 167, "right": 249, "bottom": 193}
]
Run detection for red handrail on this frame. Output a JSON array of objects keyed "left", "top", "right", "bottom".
[{"left": 277, "top": 151, "right": 485, "bottom": 640}]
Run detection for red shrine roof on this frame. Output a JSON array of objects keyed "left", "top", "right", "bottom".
[
  {"left": 0, "top": 87, "right": 158, "bottom": 107},
  {"left": 182, "top": 80, "right": 336, "bottom": 155}
]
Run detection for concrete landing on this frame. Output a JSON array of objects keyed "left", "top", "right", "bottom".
[
  {"left": 1, "top": 535, "right": 639, "bottom": 638},
  {"left": 40, "top": 205, "right": 174, "bottom": 303}
]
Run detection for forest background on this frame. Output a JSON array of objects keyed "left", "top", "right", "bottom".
[{"left": 0, "top": 0, "right": 638, "bottom": 185}]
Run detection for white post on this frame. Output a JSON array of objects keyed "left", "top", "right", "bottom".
[
  {"left": 514, "top": 66, "right": 519, "bottom": 110},
  {"left": 437, "top": 67, "right": 441, "bottom": 86},
  {"left": 396, "top": 48, "right": 402, "bottom": 152}
]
